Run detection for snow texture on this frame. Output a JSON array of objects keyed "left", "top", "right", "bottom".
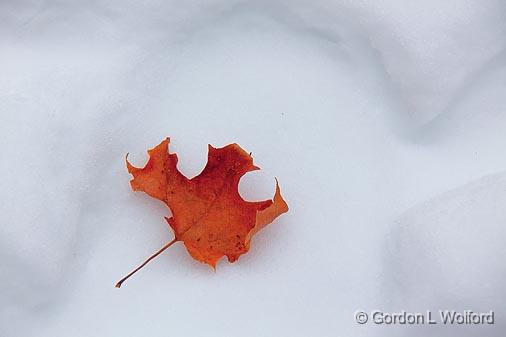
[{"left": 1, "top": 1, "right": 506, "bottom": 336}]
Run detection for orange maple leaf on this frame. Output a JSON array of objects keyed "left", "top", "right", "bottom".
[{"left": 115, "top": 138, "right": 288, "bottom": 287}]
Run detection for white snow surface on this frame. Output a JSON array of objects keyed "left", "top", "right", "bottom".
[{"left": 1, "top": 1, "right": 506, "bottom": 336}]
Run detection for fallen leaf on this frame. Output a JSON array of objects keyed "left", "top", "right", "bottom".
[{"left": 115, "top": 138, "right": 288, "bottom": 287}]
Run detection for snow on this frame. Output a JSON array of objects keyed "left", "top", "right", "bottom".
[{"left": 1, "top": 1, "right": 506, "bottom": 336}]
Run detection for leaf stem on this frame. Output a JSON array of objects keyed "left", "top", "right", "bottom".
[{"left": 115, "top": 238, "right": 177, "bottom": 288}]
